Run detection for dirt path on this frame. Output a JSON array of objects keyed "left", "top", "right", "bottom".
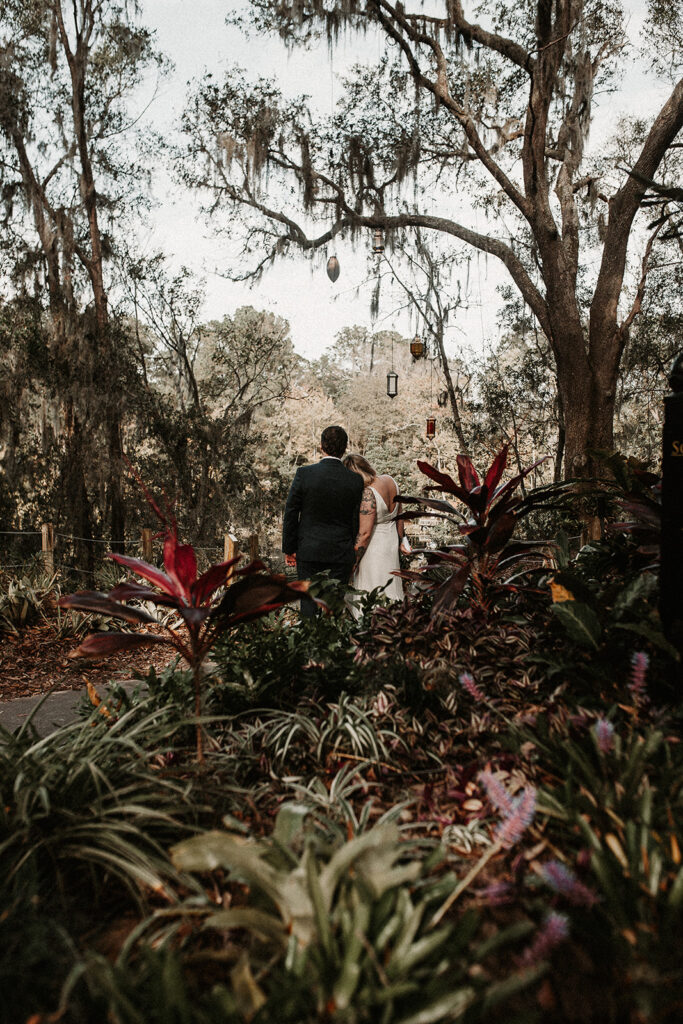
[{"left": 0, "top": 622, "right": 172, "bottom": 701}]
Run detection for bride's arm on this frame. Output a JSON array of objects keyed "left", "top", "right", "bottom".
[
  {"left": 352, "top": 487, "right": 376, "bottom": 574},
  {"left": 390, "top": 477, "right": 410, "bottom": 553}
]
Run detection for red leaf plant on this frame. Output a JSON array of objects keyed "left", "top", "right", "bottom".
[
  {"left": 396, "top": 446, "right": 569, "bottom": 615},
  {"left": 59, "top": 500, "right": 313, "bottom": 762}
]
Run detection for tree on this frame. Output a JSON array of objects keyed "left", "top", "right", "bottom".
[
  {"left": 125, "top": 297, "right": 299, "bottom": 543},
  {"left": 0, "top": 0, "right": 162, "bottom": 554},
  {"left": 180, "top": 0, "right": 683, "bottom": 480}
]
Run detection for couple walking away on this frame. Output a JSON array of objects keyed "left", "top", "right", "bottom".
[{"left": 282, "top": 425, "right": 410, "bottom": 618}]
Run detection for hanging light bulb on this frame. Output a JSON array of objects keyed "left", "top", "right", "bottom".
[
  {"left": 386, "top": 370, "right": 398, "bottom": 398},
  {"left": 326, "top": 256, "right": 340, "bottom": 282},
  {"left": 426, "top": 416, "right": 436, "bottom": 438},
  {"left": 410, "top": 334, "right": 424, "bottom": 359},
  {"left": 372, "top": 228, "right": 384, "bottom": 254}
]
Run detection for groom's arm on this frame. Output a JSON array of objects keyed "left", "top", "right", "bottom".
[{"left": 282, "top": 469, "right": 304, "bottom": 558}]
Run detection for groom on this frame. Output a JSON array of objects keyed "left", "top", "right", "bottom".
[{"left": 282, "top": 425, "right": 363, "bottom": 617}]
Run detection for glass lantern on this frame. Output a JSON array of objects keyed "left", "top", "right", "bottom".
[
  {"left": 386, "top": 370, "right": 398, "bottom": 398},
  {"left": 426, "top": 416, "right": 436, "bottom": 438},
  {"left": 410, "top": 335, "right": 424, "bottom": 358}
]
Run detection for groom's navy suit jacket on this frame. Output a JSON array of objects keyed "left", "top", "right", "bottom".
[{"left": 282, "top": 457, "right": 364, "bottom": 566}]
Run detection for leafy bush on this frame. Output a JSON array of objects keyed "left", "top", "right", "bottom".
[
  {"left": 398, "top": 447, "right": 567, "bottom": 614},
  {"left": 67, "top": 806, "right": 546, "bottom": 1024},
  {"left": 0, "top": 700, "right": 199, "bottom": 911},
  {"left": 59, "top": 490, "right": 309, "bottom": 760},
  {"left": 0, "top": 572, "right": 58, "bottom": 633},
  {"left": 524, "top": 709, "right": 683, "bottom": 1021}
]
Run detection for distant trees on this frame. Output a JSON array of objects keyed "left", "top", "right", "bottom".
[{"left": 0, "top": 0, "right": 163, "bottom": 558}]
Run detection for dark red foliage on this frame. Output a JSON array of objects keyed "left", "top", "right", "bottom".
[{"left": 397, "top": 446, "right": 569, "bottom": 614}]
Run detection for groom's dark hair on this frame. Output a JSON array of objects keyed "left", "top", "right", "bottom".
[{"left": 320, "top": 425, "right": 348, "bottom": 458}]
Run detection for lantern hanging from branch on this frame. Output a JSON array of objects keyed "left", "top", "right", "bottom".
[
  {"left": 326, "top": 256, "right": 340, "bottom": 282},
  {"left": 386, "top": 370, "right": 398, "bottom": 399},
  {"left": 410, "top": 334, "right": 425, "bottom": 359},
  {"left": 437, "top": 390, "right": 448, "bottom": 407},
  {"left": 426, "top": 416, "right": 436, "bottom": 438},
  {"left": 372, "top": 228, "right": 384, "bottom": 254}
]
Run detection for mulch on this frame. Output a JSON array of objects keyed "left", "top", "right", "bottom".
[{"left": 0, "top": 622, "right": 173, "bottom": 701}]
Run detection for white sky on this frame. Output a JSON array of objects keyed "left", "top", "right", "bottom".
[{"left": 135, "top": 0, "right": 671, "bottom": 361}]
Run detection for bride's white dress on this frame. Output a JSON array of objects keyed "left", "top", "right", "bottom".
[{"left": 349, "top": 484, "right": 403, "bottom": 615}]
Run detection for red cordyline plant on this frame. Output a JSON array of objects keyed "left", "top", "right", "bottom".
[
  {"left": 59, "top": 494, "right": 312, "bottom": 762},
  {"left": 397, "top": 446, "right": 568, "bottom": 615}
]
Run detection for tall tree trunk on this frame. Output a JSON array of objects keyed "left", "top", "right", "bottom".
[{"left": 57, "top": 0, "right": 126, "bottom": 552}]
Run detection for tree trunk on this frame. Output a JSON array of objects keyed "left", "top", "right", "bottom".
[{"left": 557, "top": 362, "right": 615, "bottom": 480}]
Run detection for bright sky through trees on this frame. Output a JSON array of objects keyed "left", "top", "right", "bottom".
[{"left": 140, "top": 0, "right": 669, "bottom": 359}]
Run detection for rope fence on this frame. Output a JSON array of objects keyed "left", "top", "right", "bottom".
[{"left": 0, "top": 524, "right": 262, "bottom": 581}]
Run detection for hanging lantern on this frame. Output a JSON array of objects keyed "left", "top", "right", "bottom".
[
  {"left": 326, "top": 256, "right": 340, "bottom": 282},
  {"left": 437, "top": 390, "right": 448, "bottom": 407},
  {"left": 426, "top": 416, "right": 436, "bottom": 438},
  {"left": 386, "top": 370, "right": 398, "bottom": 399},
  {"left": 410, "top": 334, "right": 425, "bottom": 359},
  {"left": 372, "top": 228, "right": 384, "bottom": 254}
]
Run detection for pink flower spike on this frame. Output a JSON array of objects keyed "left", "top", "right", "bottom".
[
  {"left": 477, "top": 880, "right": 513, "bottom": 905},
  {"left": 494, "top": 785, "right": 536, "bottom": 848},
  {"left": 629, "top": 651, "right": 650, "bottom": 704},
  {"left": 459, "top": 672, "right": 485, "bottom": 701},
  {"left": 478, "top": 770, "right": 515, "bottom": 817},
  {"left": 593, "top": 717, "right": 614, "bottom": 754},
  {"left": 541, "top": 860, "right": 598, "bottom": 907},
  {"left": 521, "top": 912, "right": 570, "bottom": 966}
]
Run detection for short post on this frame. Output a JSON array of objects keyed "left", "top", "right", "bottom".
[
  {"left": 41, "top": 523, "right": 54, "bottom": 575},
  {"left": 248, "top": 533, "right": 259, "bottom": 562},
  {"left": 224, "top": 532, "right": 238, "bottom": 585},
  {"left": 660, "top": 354, "right": 683, "bottom": 650},
  {"left": 141, "top": 528, "right": 154, "bottom": 562}
]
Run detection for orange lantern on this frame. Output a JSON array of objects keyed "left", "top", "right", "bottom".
[{"left": 410, "top": 334, "right": 424, "bottom": 358}]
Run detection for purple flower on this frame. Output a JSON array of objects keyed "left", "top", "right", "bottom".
[
  {"left": 477, "top": 880, "right": 514, "bottom": 905},
  {"left": 459, "top": 672, "right": 485, "bottom": 701},
  {"left": 521, "top": 912, "right": 570, "bottom": 966},
  {"left": 478, "top": 770, "right": 515, "bottom": 816},
  {"left": 593, "top": 717, "right": 614, "bottom": 754},
  {"left": 629, "top": 651, "right": 650, "bottom": 704},
  {"left": 541, "top": 860, "right": 598, "bottom": 907},
  {"left": 494, "top": 786, "right": 537, "bottom": 849}
]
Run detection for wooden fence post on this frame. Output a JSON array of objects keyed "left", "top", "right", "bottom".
[
  {"left": 41, "top": 523, "right": 54, "bottom": 575},
  {"left": 141, "top": 528, "right": 154, "bottom": 562},
  {"left": 224, "top": 532, "right": 238, "bottom": 585}
]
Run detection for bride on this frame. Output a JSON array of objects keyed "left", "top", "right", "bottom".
[{"left": 342, "top": 454, "right": 410, "bottom": 615}]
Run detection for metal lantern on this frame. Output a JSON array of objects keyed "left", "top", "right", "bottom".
[
  {"left": 426, "top": 416, "right": 436, "bottom": 438},
  {"left": 326, "top": 256, "right": 340, "bottom": 282},
  {"left": 372, "top": 228, "right": 384, "bottom": 254},
  {"left": 437, "top": 390, "right": 448, "bottom": 407},
  {"left": 386, "top": 370, "right": 398, "bottom": 398},
  {"left": 410, "top": 334, "right": 425, "bottom": 358}
]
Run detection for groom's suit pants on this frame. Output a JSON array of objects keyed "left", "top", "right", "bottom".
[{"left": 297, "top": 560, "right": 353, "bottom": 619}]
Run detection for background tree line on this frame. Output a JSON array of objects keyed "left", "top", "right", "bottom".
[{"left": 1, "top": 0, "right": 681, "bottom": 571}]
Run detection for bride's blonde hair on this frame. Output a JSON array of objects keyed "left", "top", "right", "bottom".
[{"left": 343, "top": 453, "right": 377, "bottom": 484}]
